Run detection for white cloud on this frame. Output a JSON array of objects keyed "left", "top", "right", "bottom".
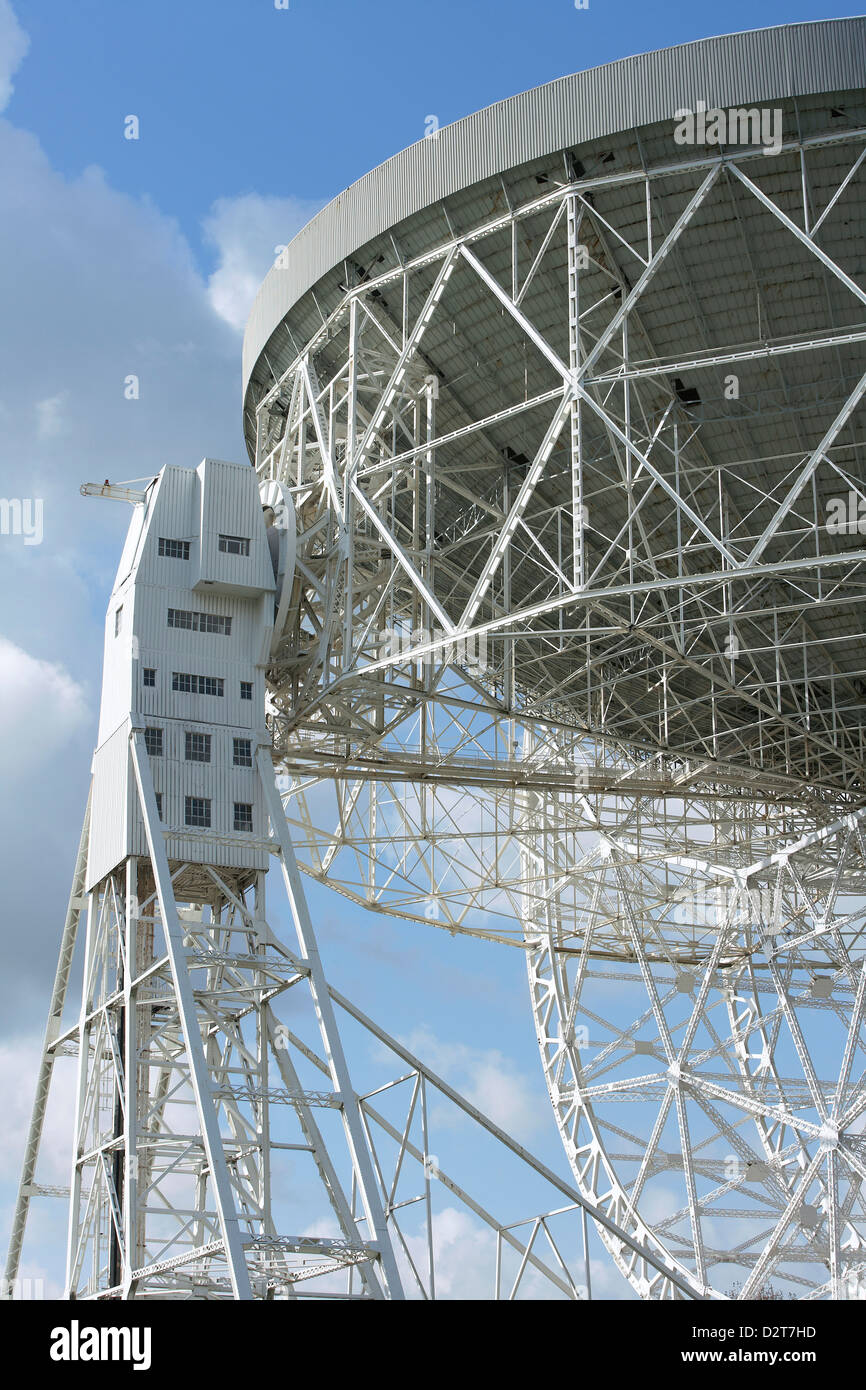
[
  {"left": 0, "top": 1035, "right": 75, "bottom": 1184},
  {"left": 0, "top": 1035, "right": 77, "bottom": 1298},
  {"left": 0, "top": 0, "right": 28, "bottom": 113},
  {"left": 293, "top": 1208, "right": 522, "bottom": 1299},
  {"left": 404, "top": 1206, "right": 499, "bottom": 1298},
  {"left": 398, "top": 1025, "right": 544, "bottom": 1139},
  {"left": 0, "top": 636, "right": 87, "bottom": 779},
  {"left": 401, "top": 1205, "right": 596, "bottom": 1299},
  {"left": 203, "top": 192, "right": 325, "bottom": 332},
  {"left": 0, "top": 58, "right": 242, "bottom": 1033},
  {"left": 35, "top": 391, "right": 69, "bottom": 440}
]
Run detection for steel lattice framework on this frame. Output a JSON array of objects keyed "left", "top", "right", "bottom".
[
  {"left": 239, "top": 22, "right": 866, "bottom": 1298},
  {"left": 11, "top": 681, "right": 659, "bottom": 1302}
]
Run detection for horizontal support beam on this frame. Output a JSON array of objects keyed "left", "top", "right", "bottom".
[
  {"left": 586, "top": 329, "right": 866, "bottom": 386},
  {"left": 277, "top": 752, "right": 821, "bottom": 803},
  {"left": 347, "top": 548, "right": 866, "bottom": 681}
]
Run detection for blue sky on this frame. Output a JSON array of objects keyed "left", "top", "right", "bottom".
[
  {"left": 12, "top": 0, "right": 862, "bottom": 278},
  {"left": 0, "top": 0, "right": 859, "bottom": 1300}
]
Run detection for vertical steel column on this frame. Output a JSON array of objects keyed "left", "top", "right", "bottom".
[
  {"left": 257, "top": 747, "right": 404, "bottom": 1298},
  {"left": 343, "top": 296, "right": 359, "bottom": 676},
  {"left": 130, "top": 732, "right": 253, "bottom": 1300},
  {"left": 65, "top": 883, "right": 100, "bottom": 1296},
  {"left": 567, "top": 194, "right": 585, "bottom": 592}
]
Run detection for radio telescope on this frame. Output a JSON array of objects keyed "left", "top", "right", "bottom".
[
  {"left": 6, "top": 20, "right": 866, "bottom": 1303},
  {"left": 242, "top": 18, "right": 866, "bottom": 1299}
]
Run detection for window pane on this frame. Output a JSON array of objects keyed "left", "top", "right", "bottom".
[
  {"left": 158, "top": 538, "right": 190, "bottom": 560},
  {"left": 218, "top": 534, "right": 250, "bottom": 556},
  {"left": 184, "top": 796, "right": 211, "bottom": 828},
  {"left": 172, "top": 673, "right": 224, "bottom": 697},
  {"left": 144, "top": 727, "right": 163, "bottom": 757},
  {"left": 233, "top": 738, "right": 252, "bottom": 767},
  {"left": 185, "top": 732, "right": 211, "bottom": 763},
  {"left": 168, "top": 608, "right": 232, "bottom": 636}
]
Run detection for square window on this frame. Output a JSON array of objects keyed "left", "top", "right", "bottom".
[
  {"left": 185, "top": 731, "right": 211, "bottom": 762},
  {"left": 219, "top": 534, "right": 250, "bottom": 556},
  {"left": 185, "top": 796, "right": 211, "bottom": 829},
  {"left": 233, "top": 803, "right": 253, "bottom": 833},
  {"left": 240, "top": 681, "right": 253, "bottom": 701},
  {"left": 233, "top": 738, "right": 253, "bottom": 767},
  {"left": 143, "top": 668, "right": 156, "bottom": 688},
  {"left": 144, "top": 726, "right": 163, "bottom": 757}
]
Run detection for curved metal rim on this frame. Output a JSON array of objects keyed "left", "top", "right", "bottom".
[{"left": 242, "top": 16, "right": 866, "bottom": 415}]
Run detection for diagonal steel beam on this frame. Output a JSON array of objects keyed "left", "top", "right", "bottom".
[
  {"left": 727, "top": 161, "right": 866, "bottom": 309},
  {"left": 349, "top": 480, "right": 456, "bottom": 637},
  {"left": 257, "top": 748, "right": 405, "bottom": 1299},
  {"left": 301, "top": 358, "right": 344, "bottom": 524},
  {"left": 575, "top": 382, "right": 737, "bottom": 565},
  {"left": 579, "top": 165, "right": 721, "bottom": 379},
  {"left": 810, "top": 144, "right": 866, "bottom": 239},
  {"left": 742, "top": 367, "right": 866, "bottom": 567},
  {"left": 457, "top": 391, "right": 574, "bottom": 628},
  {"left": 460, "top": 244, "right": 571, "bottom": 382},
  {"left": 352, "top": 246, "right": 460, "bottom": 476}
]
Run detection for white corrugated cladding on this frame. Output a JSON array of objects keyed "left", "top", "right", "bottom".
[
  {"left": 197, "top": 457, "right": 275, "bottom": 594},
  {"left": 86, "top": 460, "right": 275, "bottom": 891}
]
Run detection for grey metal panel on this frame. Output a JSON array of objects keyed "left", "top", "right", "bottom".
[
  {"left": 87, "top": 723, "right": 132, "bottom": 890},
  {"left": 242, "top": 18, "right": 866, "bottom": 402},
  {"left": 197, "top": 457, "right": 275, "bottom": 594}
]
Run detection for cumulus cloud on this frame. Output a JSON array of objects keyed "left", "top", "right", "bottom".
[
  {"left": 398, "top": 1025, "right": 544, "bottom": 1139},
  {"left": 203, "top": 192, "right": 325, "bottom": 332},
  {"left": 35, "top": 391, "right": 69, "bottom": 440},
  {"left": 0, "top": 1035, "right": 75, "bottom": 1183},
  {"left": 0, "top": 0, "right": 28, "bottom": 113},
  {"left": 400, "top": 1206, "right": 603, "bottom": 1299},
  {"left": 404, "top": 1206, "right": 499, "bottom": 1298},
  {"left": 0, "top": 41, "right": 245, "bottom": 1032},
  {"left": 0, "top": 1034, "right": 76, "bottom": 1298},
  {"left": 0, "top": 636, "right": 87, "bottom": 779},
  {"left": 296, "top": 1204, "right": 575, "bottom": 1299},
  {"left": 290, "top": 1207, "right": 507, "bottom": 1299}
]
